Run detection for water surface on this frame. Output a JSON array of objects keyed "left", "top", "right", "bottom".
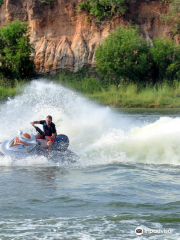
[{"left": 0, "top": 80, "right": 180, "bottom": 239}]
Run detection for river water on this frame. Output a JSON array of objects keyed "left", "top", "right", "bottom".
[{"left": 0, "top": 80, "right": 180, "bottom": 239}]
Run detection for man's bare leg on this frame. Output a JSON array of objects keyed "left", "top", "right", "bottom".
[{"left": 47, "top": 141, "right": 53, "bottom": 153}]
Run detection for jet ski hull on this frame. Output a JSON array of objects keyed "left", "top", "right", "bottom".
[
  {"left": 52, "top": 134, "right": 69, "bottom": 151},
  {"left": 0, "top": 134, "right": 79, "bottom": 163}
]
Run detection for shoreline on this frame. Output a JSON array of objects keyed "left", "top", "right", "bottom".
[
  {"left": 84, "top": 96, "right": 180, "bottom": 109},
  {"left": 49, "top": 69, "right": 180, "bottom": 109},
  {"left": 1, "top": 75, "right": 180, "bottom": 109},
  {"left": 71, "top": 87, "right": 180, "bottom": 109}
]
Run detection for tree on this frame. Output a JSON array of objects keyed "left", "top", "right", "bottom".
[
  {"left": 150, "top": 37, "right": 180, "bottom": 81},
  {"left": 0, "top": 20, "right": 34, "bottom": 80},
  {"left": 95, "top": 25, "right": 149, "bottom": 85}
]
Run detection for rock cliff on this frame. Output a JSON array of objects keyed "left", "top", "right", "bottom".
[{"left": 0, "top": 0, "right": 174, "bottom": 74}]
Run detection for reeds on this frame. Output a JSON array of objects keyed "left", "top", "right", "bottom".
[
  {"left": 0, "top": 76, "right": 23, "bottom": 100},
  {"left": 86, "top": 82, "right": 180, "bottom": 108},
  {"left": 56, "top": 71, "right": 180, "bottom": 108}
]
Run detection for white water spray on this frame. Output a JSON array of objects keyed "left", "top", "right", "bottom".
[{"left": 0, "top": 79, "right": 180, "bottom": 166}]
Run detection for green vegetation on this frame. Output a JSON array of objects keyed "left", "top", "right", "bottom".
[
  {"left": 57, "top": 68, "right": 102, "bottom": 94},
  {"left": 95, "top": 25, "right": 180, "bottom": 85},
  {"left": 162, "top": 0, "right": 180, "bottom": 20},
  {"left": 0, "top": 20, "right": 35, "bottom": 81},
  {"left": 0, "top": 85, "right": 18, "bottom": 101},
  {"left": 0, "top": 76, "right": 24, "bottom": 101},
  {"left": 150, "top": 37, "right": 180, "bottom": 81},
  {"left": 0, "top": 0, "right": 3, "bottom": 7},
  {"left": 161, "top": 0, "right": 180, "bottom": 34},
  {"left": 46, "top": 25, "right": 180, "bottom": 108},
  {"left": 46, "top": 68, "right": 180, "bottom": 108},
  {"left": 95, "top": 26, "right": 149, "bottom": 85},
  {"left": 38, "top": 0, "right": 54, "bottom": 5},
  {"left": 0, "top": 20, "right": 34, "bottom": 101},
  {"left": 1, "top": 22, "right": 180, "bottom": 108},
  {"left": 86, "top": 82, "right": 180, "bottom": 108},
  {"left": 76, "top": 0, "right": 128, "bottom": 21}
]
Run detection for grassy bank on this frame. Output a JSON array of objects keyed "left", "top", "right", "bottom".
[
  {"left": 0, "top": 77, "right": 25, "bottom": 101},
  {"left": 49, "top": 69, "right": 180, "bottom": 108},
  {"left": 85, "top": 83, "right": 180, "bottom": 108},
  {"left": 1, "top": 69, "right": 180, "bottom": 108}
]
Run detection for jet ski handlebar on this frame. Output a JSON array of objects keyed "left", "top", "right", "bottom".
[{"left": 33, "top": 125, "right": 46, "bottom": 139}]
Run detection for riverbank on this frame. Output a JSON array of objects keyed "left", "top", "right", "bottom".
[
  {"left": 49, "top": 69, "right": 180, "bottom": 108},
  {"left": 0, "top": 86, "right": 18, "bottom": 101},
  {"left": 1, "top": 69, "right": 180, "bottom": 108},
  {"left": 85, "top": 84, "right": 180, "bottom": 108},
  {"left": 0, "top": 78, "right": 25, "bottom": 101}
]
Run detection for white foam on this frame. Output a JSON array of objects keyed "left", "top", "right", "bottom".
[{"left": 0, "top": 80, "right": 180, "bottom": 167}]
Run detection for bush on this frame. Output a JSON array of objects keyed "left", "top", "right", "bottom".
[
  {"left": 150, "top": 37, "right": 180, "bottom": 82},
  {"left": 95, "top": 25, "right": 180, "bottom": 85},
  {"left": 77, "top": 0, "right": 128, "bottom": 21},
  {"left": 39, "top": 0, "right": 55, "bottom": 5},
  {"left": 95, "top": 25, "right": 149, "bottom": 85},
  {"left": 0, "top": 20, "right": 35, "bottom": 80},
  {"left": 57, "top": 68, "right": 102, "bottom": 94},
  {"left": 81, "top": 76, "right": 101, "bottom": 93}
]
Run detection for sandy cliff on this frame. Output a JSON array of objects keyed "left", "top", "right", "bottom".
[{"left": 0, "top": 0, "right": 174, "bottom": 74}]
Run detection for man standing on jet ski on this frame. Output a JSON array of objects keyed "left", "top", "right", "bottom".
[{"left": 30, "top": 115, "right": 57, "bottom": 152}]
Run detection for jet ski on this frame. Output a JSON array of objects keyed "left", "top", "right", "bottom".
[{"left": 0, "top": 126, "right": 79, "bottom": 163}]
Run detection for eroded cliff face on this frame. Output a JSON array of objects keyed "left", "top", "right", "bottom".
[{"left": 0, "top": 0, "right": 174, "bottom": 74}]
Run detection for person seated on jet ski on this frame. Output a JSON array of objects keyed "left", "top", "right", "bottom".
[{"left": 30, "top": 115, "right": 57, "bottom": 152}]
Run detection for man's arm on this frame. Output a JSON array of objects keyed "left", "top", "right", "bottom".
[
  {"left": 45, "top": 133, "right": 57, "bottom": 140},
  {"left": 30, "top": 121, "right": 40, "bottom": 126},
  {"left": 46, "top": 125, "right": 57, "bottom": 140}
]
